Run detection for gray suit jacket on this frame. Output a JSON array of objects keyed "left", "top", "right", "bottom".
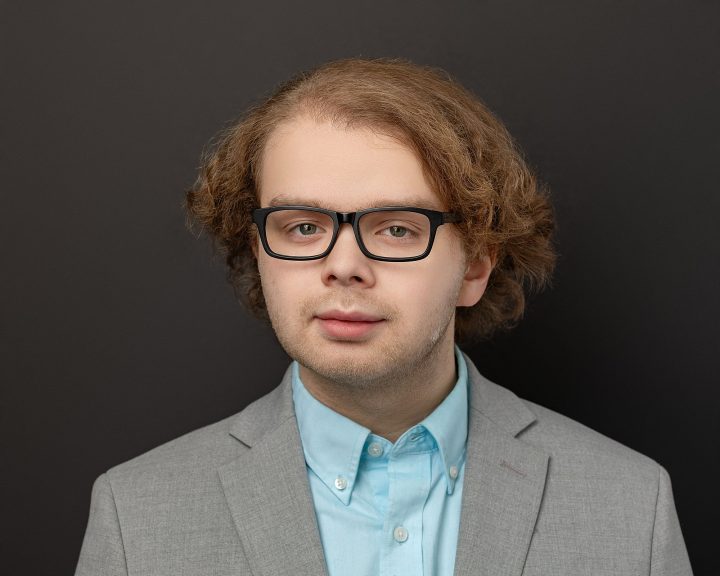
[{"left": 75, "top": 353, "right": 693, "bottom": 575}]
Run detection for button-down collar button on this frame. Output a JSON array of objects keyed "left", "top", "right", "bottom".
[
  {"left": 449, "top": 465, "right": 459, "bottom": 479},
  {"left": 367, "top": 442, "right": 384, "bottom": 457},
  {"left": 393, "top": 525, "right": 409, "bottom": 543},
  {"left": 408, "top": 432, "right": 424, "bottom": 442},
  {"left": 334, "top": 476, "right": 348, "bottom": 491}
]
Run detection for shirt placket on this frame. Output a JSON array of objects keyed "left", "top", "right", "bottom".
[{"left": 380, "top": 431, "right": 433, "bottom": 576}]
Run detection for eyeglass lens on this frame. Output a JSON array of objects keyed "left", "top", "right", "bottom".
[{"left": 264, "top": 209, "right": 432, "bottom": 258}]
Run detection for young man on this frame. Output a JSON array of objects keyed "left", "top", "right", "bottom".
[{"left": 76, "top": 58, "right": 692, "bottom": 575}]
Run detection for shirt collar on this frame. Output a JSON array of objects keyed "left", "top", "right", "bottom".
[
  {"left": 419, "top": 345, "right": 468, "bottom": 495},
  {"left": 291, "top": 345, "right": 469, "bottom": 505}
]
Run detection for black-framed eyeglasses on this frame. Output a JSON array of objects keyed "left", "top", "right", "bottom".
[{"left": 252, "top": 205, "right": 461, "bottom": 262}]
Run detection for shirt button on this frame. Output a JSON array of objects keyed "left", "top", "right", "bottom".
[
  {"left": 408, "top": 432, "right": 424, "bottom": 442},
  {"left": 393, "top": 525, "right": 409, "bottom": 543},
  {"left": 449, "top": 465, "right": 459, "bottom": 479},
  {"left": 367, "top": 442, "right": 384, "bottom": 457},
  {"left": 334, "top": 476, "right": 348, "bottom": 491}
]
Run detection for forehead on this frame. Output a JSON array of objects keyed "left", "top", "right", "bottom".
[{"left": 258, "top": 116, "right": 444, "bottom": 211}]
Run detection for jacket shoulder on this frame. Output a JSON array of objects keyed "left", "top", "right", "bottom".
[
  {"left": 504, "top": 393, "right": 691, "bottom": 572},
  {"left": 514, "top": 395, "right": 663, "bottom": 505},
  {"left": 465, "top": 352, "right": 660, "bottom": 476},
  {"left": 522, "top": 397, "right": 658, "bottom": 469},
  {"left": 106, "top": 411, "right": 242, "bottom": 481},
  {"left": 465, "top": 354, "right": 660, "bottom": 480},
  {"left": 104, "top": 377, "right": 290, "bottom": 484}
]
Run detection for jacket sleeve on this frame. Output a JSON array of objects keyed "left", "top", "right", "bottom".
[
  {"left": 75, "top": 473, "right": 129, "bottom": 576},
  {"left": 650, "top": 465, "right": 693, "bottom": 576}
]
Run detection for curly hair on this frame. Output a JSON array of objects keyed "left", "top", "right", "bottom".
[{"left": 184, "top": 57, "right": 555, "bottom": 343}]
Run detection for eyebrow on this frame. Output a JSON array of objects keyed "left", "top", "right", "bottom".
[{"left": 267, "top": 194, "right": 445, "bottom": 211}]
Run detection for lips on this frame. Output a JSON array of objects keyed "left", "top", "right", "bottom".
[
  {"left": 315, "top": 310, "right": 384, "bottom": 322},
  {"left": 314, "top": 309, "right": 385, "bottom": 340}
]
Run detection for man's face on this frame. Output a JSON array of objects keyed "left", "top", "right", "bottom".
[{"left": 256, "top": 116, "right": 489, "bottom": 388}]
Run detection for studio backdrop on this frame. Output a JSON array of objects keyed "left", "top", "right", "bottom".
[{"left": 1, "top": 1, "right": 717, "bottom": 574}]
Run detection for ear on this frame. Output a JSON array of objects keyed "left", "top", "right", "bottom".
[{"left": 456, "top": 250, "right": 495, "bottom": 307}]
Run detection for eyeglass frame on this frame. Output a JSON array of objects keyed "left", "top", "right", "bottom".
[{"left": 251, "top": 205, "right": 462, "bottom": 262}]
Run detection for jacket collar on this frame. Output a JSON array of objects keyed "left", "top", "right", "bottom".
[
  {"left": 219, "top": 365, "right": 328, "bottom": 576},
  {"left": 220, "top": 350, "right": 548, "bottom": 576},
  {"left": 453, "top": 352, "right": 548, "bottom": 576},
  {"left": 227, "top": 349, "right": 536, "bottom": 446}
]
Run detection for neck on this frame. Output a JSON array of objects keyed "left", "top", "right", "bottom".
[{"left": 298, "top": 338, "right": 458, "bottom": 443}]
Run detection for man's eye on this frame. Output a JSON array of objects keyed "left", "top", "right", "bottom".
[
  {"left": 387, "top": 225, "right": 408, "bottom": 237},
  {"left": 291, "top": 223, "right": 320, "bottom": 236},
  {"left": 379, "top": 225, "right": 417, "bottom": 238}
]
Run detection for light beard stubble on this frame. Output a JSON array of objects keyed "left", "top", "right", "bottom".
[{"left": 266, "top": 283, "right": 462, "bottom": 395}]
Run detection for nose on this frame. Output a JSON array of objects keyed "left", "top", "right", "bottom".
[{"left": 320, "top": 223, "right": 376, "bottom": 288}]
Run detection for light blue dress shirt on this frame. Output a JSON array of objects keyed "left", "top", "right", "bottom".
[{"left": 291, "top": 346, "right": 469, "bottom": 576}]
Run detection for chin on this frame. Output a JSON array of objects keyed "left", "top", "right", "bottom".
[
  {"left": 304, "top": 359, "right": 397, "bottom": 389},
  {"left": 289, "top": 335, "right": 409, "bottom": 382}
]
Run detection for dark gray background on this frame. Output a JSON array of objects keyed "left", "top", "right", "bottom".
[{"left": 1, "top": 1, "right": 717, "bottom": 574}]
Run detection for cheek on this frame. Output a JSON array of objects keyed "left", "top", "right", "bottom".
[
  {"left": 258, "top": 258, "right": 313, "bottom": 315},
  {"left": 257, "top": 258, "right": 286, "bottom": 309},
  {"left": 383, "top": 264, "right": 462, "bottom": 316}
]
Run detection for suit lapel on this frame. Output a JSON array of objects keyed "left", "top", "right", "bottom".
[
  {"left": 453, "top": 354, "right": 549, "bottom": 576},
  {"left": 217, "top": 354, "right": 547, "bottom": 576},
  {"left": 218, "top": 370, "right": 328, "bottom": 576}
]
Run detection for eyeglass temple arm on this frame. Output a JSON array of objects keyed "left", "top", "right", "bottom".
[{"left": 442, "top": 212, "right": 462, "bottom": 224}]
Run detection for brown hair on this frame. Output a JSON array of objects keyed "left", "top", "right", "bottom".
[{"left": 184, "top": 57, "right": 555, "bottom": 343}]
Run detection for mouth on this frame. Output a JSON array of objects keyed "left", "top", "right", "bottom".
[{"left": 314, "top": 310, "right": 386, "bottom": 340}]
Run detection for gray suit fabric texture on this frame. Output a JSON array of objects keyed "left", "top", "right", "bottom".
[{"left": 75, "top": 352, "right": 693, "bottom": 575}]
